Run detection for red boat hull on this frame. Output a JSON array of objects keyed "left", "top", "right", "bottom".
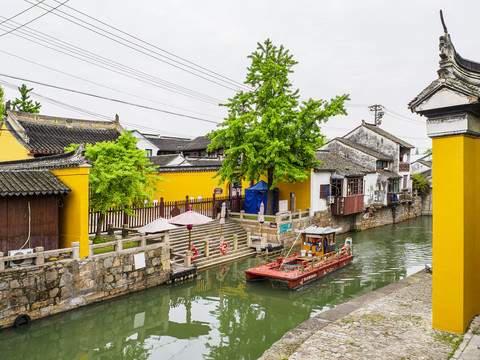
[{"left": 245, "top": 254, "right": 354, "bottom": 289}]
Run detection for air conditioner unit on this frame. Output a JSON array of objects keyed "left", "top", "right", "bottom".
[
  {"left": 8, "top": 248, "right": 34, "bottom": 267},
  {"left": 326, "top": 196, "right": 335, "bottom": 204}
]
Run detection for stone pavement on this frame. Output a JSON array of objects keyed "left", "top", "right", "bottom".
[{"left": 260, "top": 270, "right": 480, "bottom": 360}]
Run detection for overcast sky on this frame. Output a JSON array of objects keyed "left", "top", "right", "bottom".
[{"left": 2, "top": 1, "right": 480, "bottom": 152}]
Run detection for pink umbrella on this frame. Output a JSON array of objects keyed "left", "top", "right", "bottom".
[
  {"left": 259, "top": 202, "right": 265, "bottom": 237},
  {"left": 168, "top": 206, "right": 213, "bottom": 250}
]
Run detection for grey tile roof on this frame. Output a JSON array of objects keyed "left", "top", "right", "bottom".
[
  {"left": 5, "top": 110, "right": 122, "bottom": 155},
  {"left": 332, "top": 138, "right": 393, "bottom": 161},
  {"left": 314, "top": 151, "right": 373, "bottom": 177},
  {"left": 147, "top": 154, "right": 184, "bottom": 167},
  {"left": 185, "top": 158, "right": 223, "bottom": 167},
  {"left": 144, "top": 135, "right": 191, "bottom": 152},
  {"left": 0, "top": 170, "right": 71, "bottom": 196},
  {"left": 417, "top": 159, "right": 432, "bottom": 168},
  {"left": 377, "top": 169, "right": 402, "bottom": 179},
  {"left": 182, "top": 136, "right": 212, "bottom": 151},
  {"left": 0, "top": 146, "right": 90, "bottom": 171},
  {"left": 361, "top": 123, "right": 414, "bottom": 149}
]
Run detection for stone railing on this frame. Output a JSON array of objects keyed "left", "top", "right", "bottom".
[{"left": 399, "top": 162, "right": 410, "bottom": 172}]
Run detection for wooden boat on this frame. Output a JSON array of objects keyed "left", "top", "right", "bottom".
[{"left": 245, "top": 226, "right": 353, "bottom": 289}]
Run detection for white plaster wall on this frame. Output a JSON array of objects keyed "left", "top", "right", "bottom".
[
  {"left": 363, "top": 173, "right": 378, "bottom": 206},
  {"left": 310, "top": 171, "right": 332, "bottom": 212},
  {"left": 131, "top": 131, "right": 159, "bottom": 156}
]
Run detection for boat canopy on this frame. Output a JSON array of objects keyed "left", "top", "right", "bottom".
[{"left": 295, "top": 226, "right": 342, "bottom": 235}]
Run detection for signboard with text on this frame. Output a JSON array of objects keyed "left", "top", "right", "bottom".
[
  {"left": 214, "top": 188, "right": 223, "bottom": 195},
  {"left": 279, "top": 223, "right": 292, "bottom": 234}
]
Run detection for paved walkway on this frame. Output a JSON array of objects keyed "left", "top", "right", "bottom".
[{"left": 260, "top": 270, "right": 480, "bottom": 360}]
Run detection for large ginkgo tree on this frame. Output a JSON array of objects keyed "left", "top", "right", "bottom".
[{"left": 208, "top": 39, "right": 349, "bottom": 214}]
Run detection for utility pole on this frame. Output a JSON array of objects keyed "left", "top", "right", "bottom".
[{"left": 369, "top": 104, "right": 385, "bottom": 125}]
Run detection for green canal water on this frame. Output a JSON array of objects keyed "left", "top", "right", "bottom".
[{"left": 0, "top": 216, "right": 432, "bottom": 360}]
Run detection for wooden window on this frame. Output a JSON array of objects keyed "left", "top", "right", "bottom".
[
  {"left": 320, "top": 184, "right": 329, "bottom": 199},
  {"left": 331, "top": 179, "right": 342, "bottom": 197},
  {"left": 388, "top": 179, "right": 400, "bottom": 193},
  {"left": 347, "top": 177, "right": 363, "bottom": 196}
]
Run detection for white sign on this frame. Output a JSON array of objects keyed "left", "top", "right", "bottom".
[
  {"left": 134, "top": 253, "right": 146, "bottom": 270},
  {"left": 279, "top": 200, "right": 288, "bottom": 213}
]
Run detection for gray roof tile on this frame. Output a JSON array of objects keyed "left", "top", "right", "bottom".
[{"left": 0, "top": 170, "right": 71, "bottom": 196}]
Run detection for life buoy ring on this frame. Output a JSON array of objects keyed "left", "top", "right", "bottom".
[
  {"left": 190, "top": 247, "right": 198, "bottom": 260},
  {"left": 14, "top": 314, "right": 31, "bottom": 328},
  {"left": 220, "top": 242, "right": 228, "bottom": 254},
  {"left": 219, "top": 265, "right": 228, "bottom": 277}
]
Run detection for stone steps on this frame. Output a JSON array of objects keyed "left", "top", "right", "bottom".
[{"left": 168, "top": 219, "right": 254, "bottom": 269}]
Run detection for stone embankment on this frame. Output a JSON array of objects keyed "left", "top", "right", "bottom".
[
  {"left": 260, "top": 271, "right": 465, "bottom": 360},
  {"left": 0, "top": 242, "right": 170, "bottom": 329}
]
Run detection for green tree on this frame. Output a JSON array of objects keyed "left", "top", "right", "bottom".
[
  {"left": 207, "top": 39, "right": 349, "bottom": 214},
  {"left": 412, "top": 173, "right": 430, "bottom": 196},
  {"left": 67, "top": 132, "right": 162, "bottom": 237},
  {"left": 424, "top": 148, "right": 432, "bottom": 154},
  {"left": 11, "top": 84, "right": 41, "bottom": 113}
]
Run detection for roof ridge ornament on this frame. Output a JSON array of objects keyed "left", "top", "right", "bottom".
[{"left": 440, "top": 10, "right": 448, "bottom": 34}]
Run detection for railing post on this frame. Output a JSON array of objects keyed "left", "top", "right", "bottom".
[
  {"left": 233, "top": 234, "right": 238, "bottom": 250},
  {"left": 275, "top": 212, "right": 281, "bottom": 223},
  {"left": 35, "top": 247, "right": 44, "bottom": 265},
  {"left": 122, "top": 224, "right": 129, "bottom": 238},
  {"left": 247, "top": 232, "right": 252, "bottom": 247},
  {"left": 204, "top": 238, "right": 210, "bottom": 258},
  {"left": 107, "top": 224, "right": 114, "bottom": 236},
  {"left": 123, "top": 210, "right": 128, "bottom": 228},
  {"left": 72, "top": 242, "right": 80, "bottom": 259},
  {"left": 0, "top": 252, "right": 4, "bottom": 271},
  {"left": 185, "top": 195, "right": 189, "bottom": 212},
  {"left": 240, "top": 210, "right": 245, "bottom": 220},
  {"left": 115, "top": 238, "right": 122, "bottom": 252},
  {"left": 140, "top": 232, "right": 146, "bottom": 247},
  {"left": 184, "top": 251, "right": 192, "bottom": 267},
  {"left": 288, "top": 211, "right": 292, "bottom": 222},
  {"left": 164, "top": 231, "right": 170, "bottom": 245},
  {"left": 298, "top": 209, "right": 302, "bottom": 219},
  {"left": 89, "top": 240, "right": 93, "bottom": 257},
  {"left": 212, "top": 193, "right": 216, "bottom": 219},
  {"left": 160, "top": 197, "right": 164, "bottom": 218}
]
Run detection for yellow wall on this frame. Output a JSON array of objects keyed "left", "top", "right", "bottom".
[
  {"left": 276, "top": 176, "right": 311, "bottom": 212},
  {"left": 152, "top": 171, "right": 249, "bottom": 202},
  {"left": 52, "top": 167, "right": 90, "bottom": 258},
  {"left": 0, "top": 122, "right": 33, "bottom": 161},
  {"left": 432, "top": 135, "right": 480, "bottom": 333}
]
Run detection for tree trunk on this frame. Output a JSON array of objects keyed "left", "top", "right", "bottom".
[
  {"left": 95, "top": 212, "right": 105, "bottom": 239},
  {"left": 266, "top": 169, "right": 275, "bottom": 215}
]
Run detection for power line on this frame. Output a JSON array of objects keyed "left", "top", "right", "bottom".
[
  {"left": 25, "top": 0, "right": 244, "bottom": 92},
  {"left": 0, "top": 0, "right": 46, "bottom": 26},
  {"left": 51, "top": 0, "right": 252, "bottom": 92},
  {"left": 0, "top": 18, "right": 223, "bottom": 105},
  {"left": 0, "top": 0, "right": 69, "bottom": 38},
  {"left": 0, "top": 49, "right": 223, "bottom": 120},
  {"left": 0, "top": 73, "right": 222, "bottom": 125}
]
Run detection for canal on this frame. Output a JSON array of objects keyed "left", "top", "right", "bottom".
[{"left": 0, "top": 216, "right": 432, "bottom": 360}]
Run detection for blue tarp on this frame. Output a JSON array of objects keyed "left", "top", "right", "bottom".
[{"left": 244, "top": 180, "right": 278, "bottom": 214}]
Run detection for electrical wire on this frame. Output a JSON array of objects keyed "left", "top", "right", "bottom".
[
  {"left": 0, "top": 0, "right": 69, "bottom": 38},
  {"left": 0, "top": 19, "right": 223, "bottom": 105},
  {"left": 0, "top": 49, "right": 222, "bottom": 120},
  {"left": 50, "top": 0, "right": 252, "bottom": 92},
  {"left": 25, "top": 0, "right": 243, "bottom": 92},
  {"left": 0, "top": 0, "right": 46, "bottom": 26},
  {"left": 0, "top": 73, "right": 222, "bottom": 125}
]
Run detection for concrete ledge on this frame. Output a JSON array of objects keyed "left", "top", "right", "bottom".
[{"left": 259, "top": 270, "right": 429, "bottom": 360}]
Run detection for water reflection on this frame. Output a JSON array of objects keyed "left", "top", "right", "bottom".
[{"left": 0, "top": 217, "right": 432, "bottom": 360}]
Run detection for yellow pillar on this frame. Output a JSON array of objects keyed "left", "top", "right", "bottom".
[
  {"left": 52, "top": 167, "right": 90, "bottom": 258},
  {"left": 432, "top": 135, "right": 480, "bottom": 333}
]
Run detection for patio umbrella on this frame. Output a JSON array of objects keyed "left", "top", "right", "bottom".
[
  {"left": 258, "top": 202, "right": 265, "bottom": 237},
  {"left": 137, "top": 217, "right": 179, "bottom": 234},
  {"left": 168, "top": 206, "right": 213, "bottom": 250},
  {"left": 220, "top": 202, "right": 226, "bottom": 238}
]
